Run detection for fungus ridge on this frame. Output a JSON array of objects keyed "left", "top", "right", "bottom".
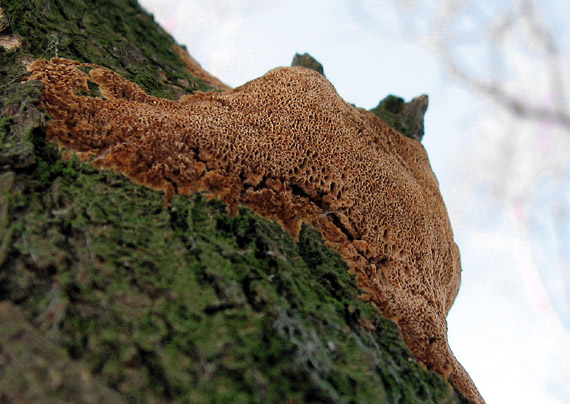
[{"left": 28, "top": 58, "right": 484, "bottom": 404}]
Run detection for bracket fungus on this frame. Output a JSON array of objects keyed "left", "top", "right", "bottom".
[{"left": 29, "top": 57, "right": 484, "bottom": 403}]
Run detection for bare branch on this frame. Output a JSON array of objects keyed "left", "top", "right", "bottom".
[{"left": 431, "top": 0, "right": 570, "bottom": 131}]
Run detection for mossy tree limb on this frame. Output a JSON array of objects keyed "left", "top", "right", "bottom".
[{"left": 0, "top": 0, "right": 469, "bottom": 403}]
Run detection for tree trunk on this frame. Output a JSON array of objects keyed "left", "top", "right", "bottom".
[{"left": 0, "top": 1, "right": 468, "bottom": 403}]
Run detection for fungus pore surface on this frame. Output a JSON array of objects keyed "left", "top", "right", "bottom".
[{"left": 29, "top": 58, "right": 483, "bottom": 404}]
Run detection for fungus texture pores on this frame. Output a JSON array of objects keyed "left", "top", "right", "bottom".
[{"left": 29, "top": 58, "right": 483, "bottom": 403}]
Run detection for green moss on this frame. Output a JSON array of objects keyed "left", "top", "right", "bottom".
[
  {"left": 292, "top": 53, "right": 325, "bottom": 76},
  {"left": 370, "top": 94, "right": 428, "bottom": 142},
  {"left": 1, "top": 0, "right": 215, "bottom": 98},
  {"left": 0, "top": 148, "right": 468, "bottom": 402},
  {"left": 0, "top": 58, "right": 44, "bottom": 169}
]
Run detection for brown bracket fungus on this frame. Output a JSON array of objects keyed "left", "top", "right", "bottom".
[{"left": 28, "top": 57, "right": 484, "bottom": 404}]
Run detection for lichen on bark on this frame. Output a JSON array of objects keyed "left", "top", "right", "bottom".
[{"left": 0, "top": 0, "right": 471, "bottom": 403}]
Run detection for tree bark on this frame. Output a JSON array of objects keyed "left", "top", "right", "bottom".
[{"left": 0, "top": 1, "right": 469, "bottom": 403}]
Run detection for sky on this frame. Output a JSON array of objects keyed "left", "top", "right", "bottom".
[{"left": 137, "top": 1, "right": 570, "bottom": 403}]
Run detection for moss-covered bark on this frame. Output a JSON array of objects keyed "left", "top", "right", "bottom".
[{"left": 0, "top": 1, "right": 469, "bottom": 403}]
